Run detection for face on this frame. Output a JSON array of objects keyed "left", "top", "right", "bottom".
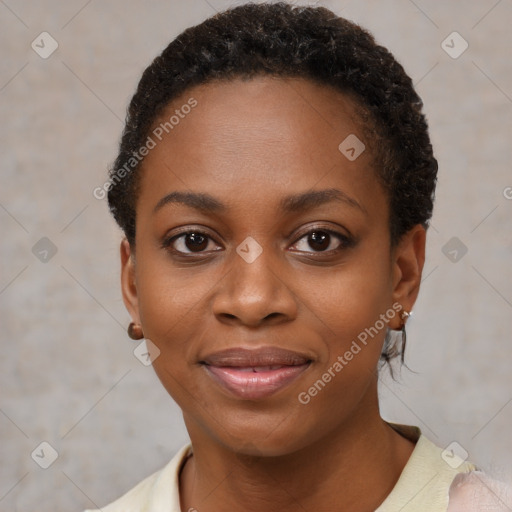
[{"left": 121, "top": 76, "right": 425, "bottom": 456}]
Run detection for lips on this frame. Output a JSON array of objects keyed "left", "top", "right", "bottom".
[{"left": 200, "top": 347, "right": 312, "bottom": 400}]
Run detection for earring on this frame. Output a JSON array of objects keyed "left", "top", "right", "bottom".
[
  {"left": 127, "top": 322, "right": 144, "bottom": 340},
  {"left": 399, "top": 310, "right": 411, "bottom": 363}
]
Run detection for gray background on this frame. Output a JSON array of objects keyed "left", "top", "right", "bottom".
[{"left": 1, "top": 0, "right": 511, "bottom": 510}]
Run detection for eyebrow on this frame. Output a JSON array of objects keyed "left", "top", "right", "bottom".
[{"left": 153, "top": 188, "right": 366, "bottom": 215}]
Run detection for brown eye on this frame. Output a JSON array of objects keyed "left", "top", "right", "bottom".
[
  {"left": 164, "top": 230, "right": 220, "bottom": 255},
  {"left": 291, "top": 228, "right": 353, "bottom": 254},
  {"left": 183, "top": 233, "right": 208, "bottom": 252},
  {"left": 308, "top": 231, "right": 330, "bottom": 251}
]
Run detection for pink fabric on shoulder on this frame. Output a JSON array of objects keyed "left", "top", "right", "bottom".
[{"left": 447, "top": 471, "right": 512, "bottom": 511}]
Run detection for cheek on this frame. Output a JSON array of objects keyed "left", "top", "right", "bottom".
[
  {"left": 134, "top": 253, "right": 226, "bottom": 400},
  {"left": 289, "top": 259, "right": 393, "bottom": 445},
  {"left": 136, "top": 249, "right": 216, "bottom": 337},
  {"left": 297, "top": 251, "right": 392, "bottom": 348},
  {"left": 137, "top": 281, "right": 210, "bottom": 368},
  {"left": 294, "top": 265, "right": 390, "bottom": 412}
]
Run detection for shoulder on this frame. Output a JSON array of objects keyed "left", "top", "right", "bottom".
[
  {"left": 82, "top": 443, "right": 192, "bottom": 512},
  {"left": 447, "top": 470, "right": 512, "bottom": 511},
  {"left": 377, "top": 423, "right": 478, "bottom": 512}
]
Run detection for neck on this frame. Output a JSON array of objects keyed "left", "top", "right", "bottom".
[{"left": 179, "top": 386, "right": 415, "bottom": 512}]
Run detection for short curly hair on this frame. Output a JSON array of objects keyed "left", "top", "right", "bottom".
[{"left": 106, "top": 1, "right": 438, "bottom": 367}]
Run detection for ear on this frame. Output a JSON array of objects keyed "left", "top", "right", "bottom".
[
  {"left": 390, "top": 224, "right": 426, "bottom": 329},
  {"left": 120, "top": 238, "right": 140, "bottom": 324}
]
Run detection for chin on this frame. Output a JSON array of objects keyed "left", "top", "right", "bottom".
[{"left": 209, "top": 414, "right": 319, "bottom": 458}]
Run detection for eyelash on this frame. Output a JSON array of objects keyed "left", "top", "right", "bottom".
[{"left": 161, "top": 226, "right": 355, "bottom": 258}]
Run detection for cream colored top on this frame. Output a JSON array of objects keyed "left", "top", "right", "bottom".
[{"left": 84, "top": 423, "right": 477, "bottom": 512}]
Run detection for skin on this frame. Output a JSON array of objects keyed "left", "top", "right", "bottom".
[{"left": 120, "top": 76, "right": 426, "bottom": 512}]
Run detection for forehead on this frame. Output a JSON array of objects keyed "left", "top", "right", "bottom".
[
  {"left": 136, "top": 76, "right": 382, "bottom": 216},
  {"left": 152, "top": 76, "right": 365, "bottom": 149}
]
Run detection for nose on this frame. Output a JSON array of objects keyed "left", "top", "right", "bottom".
[{"left": 212, "top": 244, "right": 298, "bottom": 328}]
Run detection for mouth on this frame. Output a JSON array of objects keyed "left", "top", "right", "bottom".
[{"left": 200, "top": 347, "right": 313, "bottom": 400}]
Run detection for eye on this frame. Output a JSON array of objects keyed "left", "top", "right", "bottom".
[
  {"left": 162, "top": 230, "right": 221, "bottom": 255},
  {"left": 290, "top": 228, "right": 353, "bottom": 254},
  {"left": 162, "top": 226, "right": 354, "bottom": 257}
]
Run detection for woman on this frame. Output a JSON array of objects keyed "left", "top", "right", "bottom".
[{"left": 85, "top": 2, "right": 509, "bottom": 511}]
